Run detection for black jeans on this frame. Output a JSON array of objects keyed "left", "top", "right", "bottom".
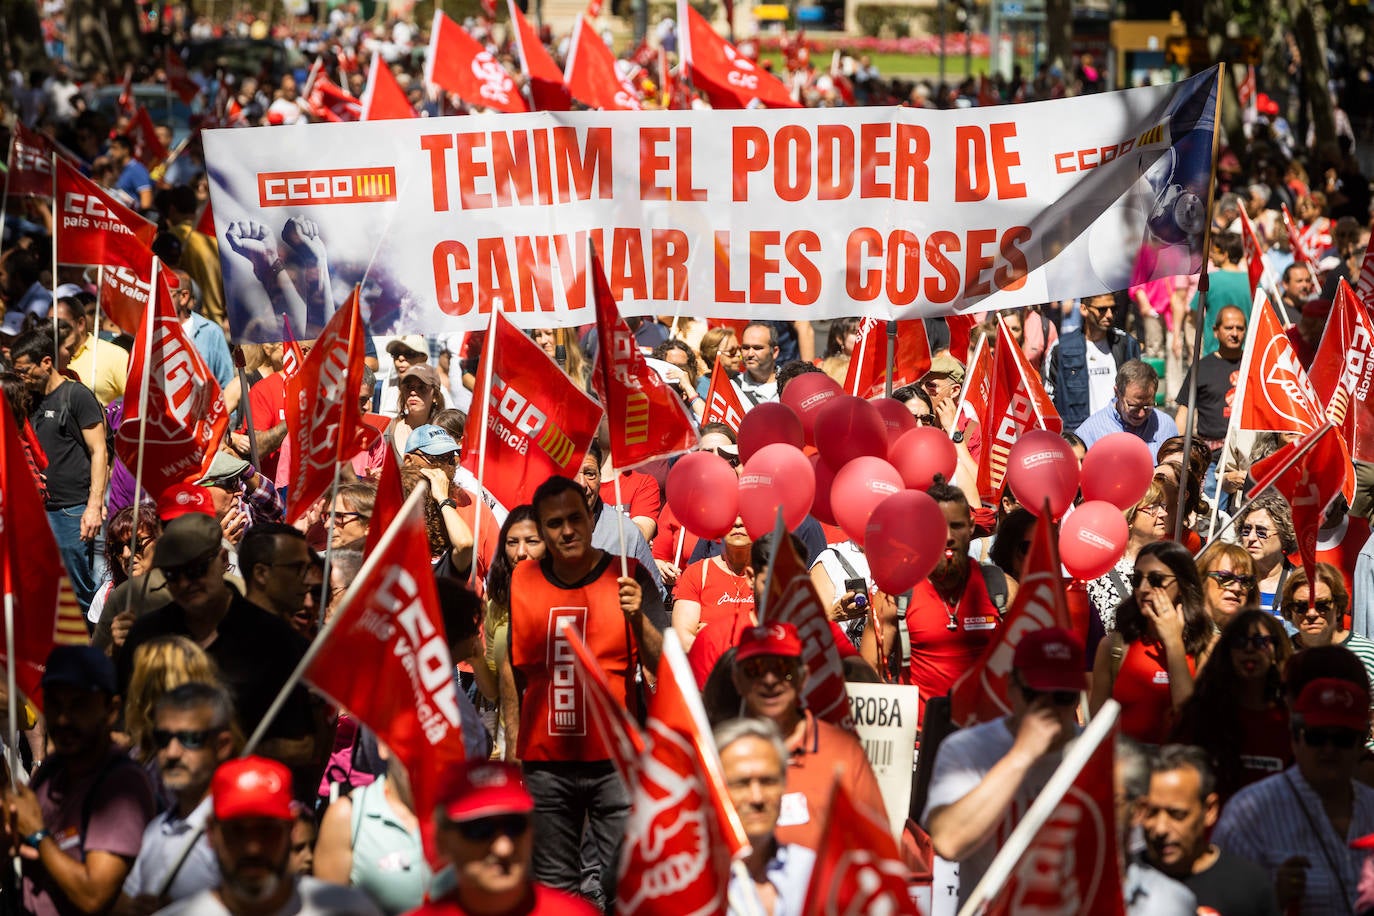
[{"left": 523, "top": 760, "right": 629, "bottom": 912}]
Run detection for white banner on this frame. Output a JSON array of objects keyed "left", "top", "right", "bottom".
[
  {"left": 204, "top": 68, "right": 1218, "bottom": 342},
  {"left": 846, "top": 681, "right": 920, "bottom": 840}
]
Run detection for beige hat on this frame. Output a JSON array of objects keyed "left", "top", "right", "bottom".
[
  {"left": 386, "top": 335, "right": 429, "bottom": 359},
  {"left": 923, "top": 352, "right": 966, "bottom": 383}
]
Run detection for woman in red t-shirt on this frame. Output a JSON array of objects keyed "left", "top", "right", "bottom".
[{"left": 672, "top": 519, "right": 754, "bottom": 652}]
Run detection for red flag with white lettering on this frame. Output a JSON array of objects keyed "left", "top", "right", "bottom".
[
  {"left": 702, "top": 353, "right": 744, "bottom": 433},
  {"left": 304, "top": 490, "right": 466, "bottom": 850},
  {"left": 54, "top": 157, "right": 156, "bottom": 274},
  {"left": 1236, "top": 290, "right": 1324, "bottom": 436},
  {"left": 844, "top": 318, "right": 932, "bottom": 399},
  {"left": 426, "top": 10, "right": 528, "bottom": 113},
  {"left": 564, "top": 14, "right": 642, "bottom": 111},
  {"left": 506, "top": 0, "right": 573, "bottom": 111},
  {"left": 99, "top": 265, "right": 152, "bottom": 336},
  {"left": 949, "top": 515, "right": 1072, "bottom": 727},
  {"left": 1356, "top": 232, "right": 1374, "bottom": 309},
  {"left": 6, "top": 122, "right": 61, "bottom": 199},
  {"left": 1309, "top": 280, "right": 1374, "bottom": 466},
  {"left": 678, "top": 0, "right": 798, "bottom": 109},
  {"left": 460, "top": 311, "right": 603, "bottom": 511},
  {"left": 1281, "top": 203, "right": 1315, "bottom": 266},
  {"left": 114, "top": 262, "right": 229, "bottom": 502},
  {"left": 560, "top": 623, "right": 649, "bottom": 783},
  {"left": 980, "top": 319, "right": 1061, "bottom": 500},
  {"left": 1250, "top": 423, "right": 1352, "bottom": 589},
  {"left": 360, "top": 54, "right": 416, "bottom": 120},
  {"left": 591, "top": 250, "right": 699, "bottom": 469},
  {"left": 284, "top": 289, "right": 372, "bottom": 524},
  {"left": 801, "top": 775, "right": 921, "bottom": 916}
]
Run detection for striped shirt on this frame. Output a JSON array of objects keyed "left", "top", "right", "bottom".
[{"left": 1074, "top": 403, "right": 1179, "bottom": 461}]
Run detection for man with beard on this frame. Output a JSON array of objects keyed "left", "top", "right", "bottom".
[{"left": 155, "top": 757, "right": 380, "bottom": 915}]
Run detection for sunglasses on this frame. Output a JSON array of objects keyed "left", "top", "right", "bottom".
[
  {"left": 1206, "top": 571, "right": 1256, "bottom": 591},
  {"left": 1283, "top": 599, "right": 1337, "bottom": 619},
  {"left": 161, "top": 551, "right": 217, "bottom": 584},
  {"left": 1130, "top": 570, "right": 1176, "bottom": 590},
  {"left": 451, "top": 814, "right": 532, "bottom": 842},
  {"left": 1238, "top": 524, "right": 1273, "bottom": 541},
  {"left": 739, "top": 656, "right": 799, "bottom": 682},
  {"left": 913, "top": 414, "right": 938, "bottom": 427},
  {"left": 1300, "top": 728, "right": 1363, "bottom": 750},
  {"left": 704, "top": 447, "right": 740, "bottom": 468},
  {"left": 152, "top": 728, "right": 220, "bottom": 750},
  {"left": 1021, "top": 687, "right": 1080, "bottom": 707},
  {"left": 331, "top": 511, "right": 367, "bottom": 525},
  {"left": 1231, "top": 633, "right": 1275, "bottom": 652}
]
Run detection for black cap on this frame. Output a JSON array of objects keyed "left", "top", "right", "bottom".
[{"left": 41, "top": 646, "right": 116, "bottom": 695}]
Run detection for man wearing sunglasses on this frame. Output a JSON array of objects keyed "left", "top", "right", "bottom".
[
  {"left": 410, "top": 761, "right": 597, "bottom": 916},
  {"left": 1214, "top": 676, "right": 1374, "bottom": 915},
  {"left": 924, "top": 627, "right": 1086, "bottom": 908}
]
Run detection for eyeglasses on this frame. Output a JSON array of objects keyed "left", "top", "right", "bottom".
[
  {"left": 913, "top": 414, "right": 938, "bottom": 426},
  {"left": 1021, "top": 686, "right": 1080, "bottom": 707},
  {"left": 1206, "top": 571, "right": 1256, "bottom": 591},
  {"left": 1299, "top": 728, "right": 1363, "bottom": 750},
  {"left": 1238, "top": 524, "right": 1274, "bottom": 541},
  {"left": 331, "top": 511, "right": 367, "bottom": 525},
  {"left": 1135, "top": 503, "right": 1169, "bottom": 517},
  {"left": 161, "top": 551, "right": 218, "bottom": 583},
  {"left": 1283, "top": 599, "right": 1337, "bottom": 619},
  {"left": 451, "top": 814, "right": 532, "bottom": 842},
  {"left": 152, "top": 728, "right": 221, "bottom": 750},
  {"left": 738, "top": 656, "right": 799, "bottom": 682},
  {"left": 1130, "top": 570, "right": 1176, "bottom": 589},
  {"left": 1231, "top": 633, "right": 1275, "bottom": 652},
  {"left": 704, "top": 447, "right": 740, "bottom": 468}
]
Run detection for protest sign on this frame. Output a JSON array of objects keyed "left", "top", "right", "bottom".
[
  {"left": 205, "top": 68, "right": 1218, "bottom": 342},
  {"left": 846, "top": 682, "right": 919, "bottom": 840}
]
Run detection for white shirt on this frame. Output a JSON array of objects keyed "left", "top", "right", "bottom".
[
  {"left": 124, "top": 797, "right": 219, "bottom": 903},
  {"left": 153, "top": 876, "right": 384, "bottom": 915},
  {"left": 1084, "top": 338, "right": 1117, "bottom": 416}
]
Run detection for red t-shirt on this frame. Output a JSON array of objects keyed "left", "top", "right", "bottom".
[
  {"left": 687, "top": 611, "right": 754, "bottom": 689},
  {"left": 245, "top": 371, "right": 286, "bottom": 480},
  {"left": 600, "top": 469, "right": 661, "bottom": 524},
  {"left": 675, "top": 558, "right": 755, "bottom": 629},
  {"left": 1112, "top": 639, "right": 1195, "bottom": 746},
  {"left": 652, "top": 503, "right": 700, "bottom": 566},
  {"left": 1234, "top": 704, "right": 1293, "bottom": 796},
  {"left": 902, "top": 570, "right": 1000, "bottom": 724},
  {"left": 404, "top": 885, "right": 600, "bottom": 916}
]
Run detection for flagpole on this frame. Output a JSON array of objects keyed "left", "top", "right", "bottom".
[
  {"left": 1205, "top": 287, "right": 1265, "bottom": 540},
  {"left": 469, "top": 309, "right": 499, "bottom": 591},
  {"left": 0, "top": 132, "right": 12, "bottom": 265},
  {"left": 317, "top": 459, "right": 343, "bottom": 630},
  {"left": 91, "top": 266, "right": 103, "bottom": 405},
  {"left": 612, "top": 468, "right": 630, "bottom": 580},
  {"left": 948, "top": 334, "right": 984, "bottom": 442},
  {"left": 129, "top": 258, "right": 160, "bottom": 565},
  {"left": 884, "top": 319, "right": 897, "bottom": 397},
  {"left": 1174, "top": 63, "right": 1225, "bottom": 542},
  {"left": 4, "top": 590, "right": 19, "bottom": 788},
  {"left": 756, "top": 508, "right": 787, "bottom": 622},
  {"left": 50, "top": 153, "right": 59, "bottom": 366}
]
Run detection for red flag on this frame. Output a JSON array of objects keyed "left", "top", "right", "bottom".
[
  {"left": 363, "top": 443, "right": 405, "bottom": 558},
  {"left": 1355, "top": 232, "right": 1374, "bottom": 309},
  {"left": 980, "top": 319, "right": 1061, "bottom": 500},
  {"left": 564, "top": 14, "right": 642, "bottom": 111},
  {"left": 426, "top": 10, "right": 529, "bottom": 114},
  {"left": 360, "top": 54, "right": 416, "bottom": 120},
  {"left": 844, "top": 318, "right": 932, "bottom": 399},
  {"left": 1309, "top": 280, "right": 1374, "bottom": 465},
  {"left": 763, "top": 534, "right": 854, "bottom": 731},
  {"left": 128, "top": 106, "right": 170, "bottom": 167},
  {"left": 54, "top": 157, "right": 156, "bottom": 274},
  {"left": 460, "top": 312, "right": 603, "bottom": 511},
  {"left": 304, "top": 68, "right": 361, "bottom": 122},
  {"left": 1281, "top": 203, "right": 1315, "bottom": 266},
  {"left": 114, "top": 264, "right": 229, "bottom": 503},
  {"left": 702, "top": 353, "right": 744, "bottom": 433},
  {"left": 949, "top": 515, "right": 1072, "bottom": 726},
  {"left": 983, "top": 721, "right": 1125, "bottom": 916},
  {"left": 304, "top": 491, "right": 466, "bottom": 849},
  {"left": 801, "top": 775, "right": 921, "bottom": 916},
  {"left": 1238, "top": 207, "right": 1267, "bottom": 298},
  {"left": 559, "top": 621, "right": 649, "bottom": 781},
  {"left": 6, "top": 122, "right": 60, "bottom": 199},
  {"left": 194, "top": 199, "right": 216, "bottom": 238},
  {"left": 959, "top": 335, "right": 993, "bottom": 434},
  {"left": 1237, "top": 290, "right": 1324, "bottom": 436},
  {"left": 281, "top": 315, "right": 305, "bottom": 383},
  {"left": 946, "top": 313, "right": 979, "bottom": 364},
  {"left": 506, "top": 0, "right": 573, "bottom": 111},
  {"left": 1250, "top": 423, "right": 1353, "bottom": 587},
  {"left": 164, "top": 48, "right": 201, "bottom": 104},
  {"left": 284, "top": 290, "right": 372, "bottom": 524},
  {"left": 678, "top": 0, "right": 798, "bottom": 110},
  {"left": 98, "top": 264, "right": 152, "bottom": 336},
  {"left": 590, "top": 251, "right": 699, "bottom": 469},
  {"left": 117, "top": 64, "right": 135, "bottom": 117}
]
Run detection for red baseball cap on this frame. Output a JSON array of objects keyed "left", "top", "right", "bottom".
[
  {"left": 437, "top": 761, "right": 534, "bottom": 823},
  {"left": 1013, "top": 627, "right": 1086, "bottom": 693},
  {"left": 1294, "top": 678, "right": 1370, "bottom": 732},
  {"left": 735, "top": 623, "right": 804, "bottom": 663},
  {"left": 212, "top": 757, "right": 294, "bottom": 822},
  {"left": 158, "top": 482, "right": 215, "bottom": 521}
]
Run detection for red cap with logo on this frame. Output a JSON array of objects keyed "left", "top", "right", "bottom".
[
  {"left": 1013, "top": 626, "right": 1086, "bottom": 693},
  {"left": 1294, "top": 677, "right": 1371, "bottom": 732},
  {"left": 735, "top": 623, "right": 804, "bottom": 663},
  {"left": 437, "top": 761, "right": 534, "bottom": 823},
  {"left": 211, "top": 757, "right": 295, "bottom": 821},
  {"left": 158, "top": 482, "right": 216, "bottom": 521}
]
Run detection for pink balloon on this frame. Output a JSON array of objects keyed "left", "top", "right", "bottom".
[
  {"left": 1081, "top": 432, "right": 1156, "bottom": 511},
  {"left": 737, "top": 402, "right": 803, "bottom": 463},
  {"left": 666, "top": 452, "right": 740, "bottom": 540},
  {"left": 832, "top": 456, "right": 904, "bottom": 547},
  {"left": 1006, "top": 430, "right": 1081, "bottom": 520},
  {"left": 816, "top": 396, "right": 889, "bottom": 471},
  {"left": 890, "top": 427, "right": 958, "bottom": 489},
  {"left": 872, "top": 397, "right": 918, "bottom": 450},
  {"left": 1059, "top": 500, "right": 1129, "bottom": 580},
  {"left": 739, "top": 444, "right": 815, "bottom": 539},
  {"left": 866, "top": 490, "right": 947, "bottom": 594},
  {"left": 781, "top": 373, "right": 843, "bottom": 446},
  {"left": 809, "top": 454, "right": 839, "bottom": 527}
]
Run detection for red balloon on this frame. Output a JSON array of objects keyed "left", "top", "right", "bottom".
[
  {"left": 781, "top": 373, "right": 843, "bottom": 446},
  {"left": 737, "top": 402, "right": 803, "bottom": 463},
  {"left": 809, "top": 454, "right": 839, "bottom": 527},
  {"left": 665, "top": 452, "right": 740, "bottom": 540},
  {"left": 816, "top": 396, "right": 890, "bottom": 470},
  {"left": 872, "top": 397, "right": 918, "bottom": 450},
  {"left": 832, "top": 456, "right": 904, "bottom": 547},
  {"left": 866, "top": 490, "right": 947, "bottom": 594},
  {"left": 1006, "top": 430, "right": 1081, "bottom": 519},
  {"left": 1059, "top": 500, "right": 1129, "bottom": 580},
  {"left": 890, "top": 427, "right": 958, "bottom": 489},
  {"left": 739, "top": 444, "right": 815, "bottom": 539},
  {"left": 1081, "top": 432, "right": 1155, "bottom": 511}
]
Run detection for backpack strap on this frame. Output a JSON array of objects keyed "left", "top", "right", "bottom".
[
  {"left": 1108, "top": 630, "right": 1127, "bottom": 696},
  {"left": 829, "top": 547, "right": 863, "bottom": 583},
  {"left": 979, "top": 563, "right": 1008, "bottom": 615},
  {"left": 891, "top": 592, "right": 912, "bottom": 682}
]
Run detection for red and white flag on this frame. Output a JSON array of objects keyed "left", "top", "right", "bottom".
[
  {"left": 6, "top": 122, "right": 61, "bottom": 199},
  {"left": 980, "top": 318, "right": 1061, "bottom": 500},
  {"left": 506, "top": 0, "right": 573, "bottom": 111},
  {"left": 1236, "top": 65, "right": 1256, "bottom": 121},
  {"left": 591, "top": 250, "right": 699, "bottom": 469},
  {"left": 425, "top": 10, "right": 528, "bottom": 114},
  {"left": 164, "top": 47, "right": 201, "bottom": 104},
  {"left": 1355, "top": 232, "right": 1374, "bottom": 309},
  {"left": 304, "top": 66, "right": 361, "bottom": 122},
  {"left": 1309, "top": 280, "right": 1374, "bottom": 466},
  {"left": 98, "top": 264, "right": 152, "bottom": 336},
  {"left": 114, "top": 262, "right": 229, "bottom": 502},
  {"left": 54, "top": 157, "right": 156, "bottom": 274},
  {"left": 1236, "top": 289, "right": 1324, "bottom": 436},
  {"left": 361, "top": 53, "right": 416, "bottom": 120},
  {"left": 284, "top": 289, "right": 372, "bottom": 524},
  {"left": 1238, "top": 207, "right": 1268, "bottom": 299},
  {"left": 564, "top": 14, "right": 642, "bottom": 111},
  {"left": 305, "top": 490, "right": 466, "bottom": 849},
  {"left": 281, "top": 315, "right": 306, "bottom": 383},
  {"left": 801, "top": 775, "right": 921, "bottom": 916},
  {"left": 116, "top": 64, "right": 135, "bottom": 117},
  {"left": 702, "top": 353, "right": 744, "bottom": 433},
  {"left": 461, "top": 311, "right": 603, "bottom": 511},
  {"left": 949, "top": 514, "right": 1071, "bottom": 726},
  {"left": 1250, "top": 423, "right": 1353, "bottom": 587},
  {"left": 1281, "top": 203, "right": 1316, "bottom": 266},
  {"left": 959, "top": 334, "right": 993, "bottom": 433},
  {"left": 678, "top": 0, "right": 798, "bottom": 110},
  {"left": 844, "top": 318, "right": 932, "bottom": 399}
]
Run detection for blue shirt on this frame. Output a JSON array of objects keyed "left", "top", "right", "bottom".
[
  {"left": 115, "top": 159, "right": 153, "bottom": 203},
  {"left": 1074, "top": 403, "right": 1179, "bottom": 460},
  {"left": 727, "top": 842, "right": 815, "bottom": 916},
  {"left": 186, "top": 311, "right": 234, "bottom": 388}
]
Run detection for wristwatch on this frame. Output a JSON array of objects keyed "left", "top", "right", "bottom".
[
  {"left": 438, "top": 498, "right": 458, "bottom": 511},
  {"left": 23, "top": 829, "right": 49, "bottom": 849},
  {"left": 951, "top": 430, "right": 965, "bottom": 444}
]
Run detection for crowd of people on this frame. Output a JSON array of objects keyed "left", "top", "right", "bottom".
[{"left": 2, "top": 3, "right": 1374, "bottom": 915}]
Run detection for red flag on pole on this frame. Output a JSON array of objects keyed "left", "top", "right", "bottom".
[
  {"left": 946, "top": 313, "right": 979, "bottom": 364},
  {"left": 425, "top": 10, "right": 529, "bottom": 113},
  {"left": 506, "top": 0, "right": 573, "bottom": 111},
  {"left": 844, "top": 318, "right": 932, "bottom": 399},
  {"left": 702, "top": 352, "right": 744, "bottom": 433},
  {"left": 117, "top": 64, "right": 135, "bottom": 116},
  {"left": 959, "top": 335, "right": 993, "bottom": 434},
  {"left": 194, "top": 199, "right": 216, "bottom": 238},
  {"left": 590, "top": 250, "right": 699, "bottom": 469},
  {"left": 460, "top": 312, "right": 603, "bottom": 511},
  {"left": 284, "top": 289, "right": 371, "bottom": 524},
  {"left": 559, "top": 621, "right": 649, "bottom": 780},
  {"left": 1236, "top": 290, "right": 1324, "bottom": 436},
  {"left": 304, "top": 491, "right": 466, "bottom": 846},
  {"left": 98, "top": 265, "right": 152, "bottom": 336},
  {"left": 360, "top": 54, "right": 417, "bottom": 120},
  {"left": 54, "top": 157, "right": 156, "bottom": 273},
  {"left": 1355, "top": 232, "right": 1374, "bottom": 309},
  {"left": 6, "top": 122, "right": 61, "bottom": 199},
  {"left": 678, "top": 0, "right": 799, "bottom": 109},
  {"left": 949, "top": 514, "right": 1072, "bottom": 726},
  {"left": 281, "top": 315, "right": 305, "bottom": 384},
  {"left": 1281, "top": 203, "right": 1315, "bottom": 266},
  {"left": 564, "top": 15, "right": 642, "bottom": 111},
  {"left": 304, "top": 68, "right": 361, "bottom": 122},
  {"left": 1309, "top": 280, "right": 1374, "bottom": 465},
  {"left": 363, "top": 443, "right": 405, "bottom": 558},
  {"left": 800, "top": 776, "right": 922, "bottom": 916},
  {"left": 1250, "top": 423, "right": 1353, "bottom": 587},
  {"left": 128, "top": 106, "right": 170, "bottom": 166},
  {"left": 114, "top": 265, "right": 230, "bottom": 502},
  {"left": 164, "top": 47, "right": 201, "bottom": 104},
  {"left": 980, "top": 319, "right": 1061, "bottom": 500},
  {"left": 1238, "top": 207, "right": 1267, "bottom": 299}
]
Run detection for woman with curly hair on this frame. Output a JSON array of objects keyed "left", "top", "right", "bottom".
[
  {"left": 1234, "top": 491, "right": 1297, "bottom": 616},
  {"left": 398, "top": 467, "right": 474, "bottom": 577},
  {"left": 1171, "top": 610, "right": 1293, "bottom": 802},
  {"left": 89, "top": 504, "right": 162, "bottom": 627}
]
